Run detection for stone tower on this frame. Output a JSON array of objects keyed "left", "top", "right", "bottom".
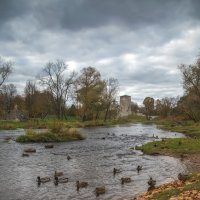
[{"left": 120, "top": 95, "right": 132, "bottom": 117}]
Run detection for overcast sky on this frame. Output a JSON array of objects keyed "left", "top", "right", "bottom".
[{"left": 0, "top": 0, "right": 200, "bottom": 104}]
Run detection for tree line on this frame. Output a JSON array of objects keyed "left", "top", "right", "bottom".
[
  {"left": 142, "top": 57, "right": 200, "bottom": 122},
  {"left": 1, "top": 56, "right": 200, "bottom": 122},
  {"left": 0, "top": 58, "right": 119, "bottom": 121}
]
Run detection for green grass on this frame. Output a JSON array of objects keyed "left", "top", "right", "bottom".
[
  {"left": 16, "top": 128, "right": 85, "bottom": 143},
  {"left": 135, "top": 138, "right": 200, "bottom": 155},
  {"left": 0, "top": 115, "right": 149, "bottom": 130},
  {"left": 155, "top": 119, "right": 200, "bottom": 138}
]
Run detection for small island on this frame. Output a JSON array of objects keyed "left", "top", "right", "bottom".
[{"left": 16, "top": 127, "right": 85, "bottom": 143}]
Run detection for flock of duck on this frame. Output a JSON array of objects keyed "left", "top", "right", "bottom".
[
  {"left": 36, "top": 165, "right": 157, "bottom": 197},
  {"left": 22, "top": 133, "right": 189, "bottom": 198}
]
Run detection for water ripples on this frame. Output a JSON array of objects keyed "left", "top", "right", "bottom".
[{"left": 0, "top": 124, "right": 186, "bottom": 200}]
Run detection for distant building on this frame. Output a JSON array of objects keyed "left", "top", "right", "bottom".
[{"left": 119, "top": 95, "right": 132, "bottom": 117}]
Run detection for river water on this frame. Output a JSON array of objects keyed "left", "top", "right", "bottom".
[{"left": 0, "top": 124, "right": 186, "bottom": 200}]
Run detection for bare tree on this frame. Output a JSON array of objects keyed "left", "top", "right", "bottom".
[
  {"left": 104, "top": 78, "right": 119, "bottom": 121},
  {"left": 39, "top": 60, "right": 76, "bottom": 119},
  {"left": 24, "top": 80, "right": 38, "bottom": 118},
  {"left": 0, "top": 84, "right": 17, "bottom": 115},
  {"left": 0, "top": 56, "right": 13, "bottom": 87}
]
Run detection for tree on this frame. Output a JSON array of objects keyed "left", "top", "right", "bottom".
[
  {"left": 0, "top": 84, "right": 17, "bottom": 116},
  {"left": 155, "top": 97, "right": 178, "bottom": 118},
  {"left": 179, "top": 58, "right": 200, "bottom": 98},
  {"left": 131, "top": 101, "right": 139, "bottom": 114},
  {"left": 24, "top": 81, "right": 37, "bottom": 118},
  {"left": 178, "top": 57, "right": 200, "bottom": 121},
  {"left": 0, "top": 56, "right": 13, "bottom": 87},
  {"left": 24, "top": 81, "right": 51, "bottom": 119},
  {"left": 39, "top": 60, "right": 76, "bottom": 119},
  {"left": 76, "top": 66, "right": 105, "bottom": 121},
  {"left": 143, "top": 97, "right": 154, "bottom": 119},
  {"left": 103, "top": 78, "right": 119, "bottom": 121}
]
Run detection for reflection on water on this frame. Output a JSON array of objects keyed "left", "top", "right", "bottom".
[{"left": 0, "top": 124, "right": 186, "bottom": 200}]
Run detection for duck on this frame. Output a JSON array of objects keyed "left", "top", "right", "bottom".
[
  {"left": 54, "top": 176, "right": 68, "bottom": 184},
  {"left": 113, "top": 168, "right": 121, "bottom": 175},
  {"left": 76, "top": 180, "right": 88, "bottom": 191},
  {"left": 22, "top": 153, "right": 29, "bottom": 157},
  {"left": 137, "top": 165, "right": 142, "bottom": 173},
  {"left": 121, "top": 177, "right": 131, "bottom": 184},
  {"left": 178, "top": 173, "right": 189, "bottom": 182},
  {"left": 45, "top": 144, "right": 54, "bottom": 148},
  {"left": 37, "top": 176, "right": 51, "bottom": 184},
  {"left": 24, "top": 148, "right": 36, "bottom": 153},
  {"left": 67, "top": 155, "right": 71, "bottom": 160},
  {"left": 148, "top": 177, "right": 156, "bottom": 187},
  {"left": 54, "top": 171, "right": 63, "bottom": 177},
  {"left": 95, "top": 186, "right": 106, "bottom": 196}
]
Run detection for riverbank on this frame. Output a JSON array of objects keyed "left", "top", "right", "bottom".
[
  {"left": 133, "top": 173, "right": 200, "bottom": 200},
  {"left": 0, "top": 115, "right": 149, "bottom": 130},
  {"left": 155, "top": 119, "right": 200, "bottom": 138},
  {"left": 132, "top": 119, "right": 200, "bottom": 199}
]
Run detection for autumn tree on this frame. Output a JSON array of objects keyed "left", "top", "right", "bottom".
[
  {"left": 143, "top": 97, "right": 154, "bottom": 119},
  {"left": 155, "top": 97, "right": 178, "bottom": 118},
  {"left": 76, "top": 66, "right": 105, "bottom": 121},
  {"left": 39, "top": 60, "right": 76, "bottom": 119},
  {"left": 178, "top": 57, "right": 200, "bottom": 121},
  {"left": 24, "top": 81, "right": 51, "bottom": 119},
  {"left": 0, "top": 56, "right": 13, "bottom": 87}
]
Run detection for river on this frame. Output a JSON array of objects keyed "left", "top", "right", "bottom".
[{"left": 0, "top": 124, "right": 186, "bottom": 200}]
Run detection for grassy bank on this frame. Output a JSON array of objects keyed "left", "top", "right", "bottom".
[
  {"left": 0, "top": 115, "right": 149, "bottom": 130},
  {"left": 135, "top": 138, "right": 200, "bottom": 156},
  {"left": 16, "top": 128, "right": 85, "bottom": 143},
  {"left": 135, "top": 173, "right": 200, "bottom": 200},
  {"left": 155, "top": 119, "right": 200, "bottom": 138}
]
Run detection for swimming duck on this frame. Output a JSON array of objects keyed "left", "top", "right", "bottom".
[
  {"left": 148, "top": 177, "right": 156, "bottom": 187},
  {"left": 54, "top": 176, "right": 68, "bottom": 184},
  {"left": 22, "top": 153, "right": 29, "bottom": 157},
  {"left": 45, "top": 144, "right": 54, "bottom": 148},
  {"left": 37, "top": 176, "right": 51, "bottom": 184},
  {"left": 95, "top": 186, "right": 106, "bottom": 196},
  {"left": 76, "top": 180, "right": 88, "bottom": 191},
  {"left": 24, "top": 148, "right": 36, "bottom": 153},
  {"left": 54, "top": 171, "right": 63, "bottom": 177},
  {"left": 137, "top": 165, "right": 142, "bottom": 173},
  {"left": 121, "top": 177, "right": 131, "bottom": 184},
  {"left": 67, "top": 155, "right": 71, "bottom": 160},
  {"left": 113, "top": 168, "right": 121, "bottom": 175}
]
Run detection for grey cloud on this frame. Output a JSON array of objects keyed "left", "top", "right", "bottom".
[{"left": 0, "top": 0, "right": 200, "bottom": 103}]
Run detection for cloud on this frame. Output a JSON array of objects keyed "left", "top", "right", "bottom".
[{"left": 0, "top": 0, "right": 200, "bottom": 104}]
